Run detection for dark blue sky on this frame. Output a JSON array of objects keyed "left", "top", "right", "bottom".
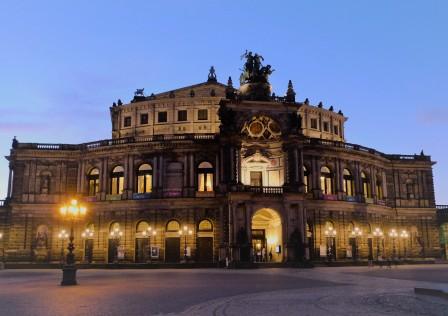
[{"left": 0, "top": 1, "right": 447, "bottom": 203}]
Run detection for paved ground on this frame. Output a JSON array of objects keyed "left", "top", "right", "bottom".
[{"left": 0, "top": 265, "right": 447, "bottom": 316}]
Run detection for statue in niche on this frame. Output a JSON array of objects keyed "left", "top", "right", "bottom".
[
  {"left": 35, "top": 226, "right": 48, "bottom": 249},
  {"left": 40, "top": 175, "right": 50, "bottom": 194}
]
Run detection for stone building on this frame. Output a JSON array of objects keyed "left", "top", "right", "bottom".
[{"left": 0, "top": 54, "right": 442, "bottom": 265}]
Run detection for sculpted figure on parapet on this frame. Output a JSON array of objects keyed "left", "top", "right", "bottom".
[{"left": 240, "top": 50, "right": 274, "bottom": 85}]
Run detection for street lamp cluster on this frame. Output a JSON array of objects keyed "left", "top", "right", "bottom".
[
  {"left": 59, "top": 199, "right": 87, "bottom": 286},
  {"left": 179, "top": 225, "right": 193, "bottom": 262}
]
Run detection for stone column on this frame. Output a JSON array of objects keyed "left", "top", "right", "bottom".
[
  {"left": 298, "top": 149, "right": 305, "bottom": 193},
  {"left": 127, "top": 155, "right": 134, "bottom": 199},
  {"left": 7, "top": 163, "right": 13, "bottom": 198}
]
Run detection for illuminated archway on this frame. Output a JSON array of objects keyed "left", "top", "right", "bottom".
[{"left": 251, "top": 208, "right": 282, "bottom": 262}]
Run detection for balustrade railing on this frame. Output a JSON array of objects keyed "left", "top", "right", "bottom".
[
  {"left": 436, "top": 205, "right": 448, "bottom": 210},
  {"left": 244, "top": 186, "right": 283, "bottom": 195},
  {"left": 13, "top": 133, "right": 431, "bottom": 162}
]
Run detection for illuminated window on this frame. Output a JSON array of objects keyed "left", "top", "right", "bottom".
[
  {"left": 198, "top": 109, "right": 208, "bottom": 121},
  {"left": 197, "top": 161, "right": 214, "bottom": 192},
  {"left": 140, "top": 113, "right": 148, "bottom": 125},
  {"left": 137, "top": 164, "right": 152, "bottom": 194},
  {"left": 178, "top": 110, "right": 187, "bottom": 122},
  {"left": 166, "top": 220, "right": 180, "bottom": 232},
  {"left": 376, "top": 176, "right": 383, "bottom": 200},
  {"left": 343, "top": 169, "right": 354, "bottom": 196},
  {"left": 124, "top": 116, "right": 132, "bottom": 127},
  {"left": 158, "top": 111, "right": 167, "bottom": 123},
  {"left": 110, "top": 166, "right": 124, "bottom": 195},
  {"left": 303, "top": 166, "right": 310, "bottom": 193},
  {"left": 198, "top": 220, "right": 213, "bottom": 232},
  {"left": 320, "top": 166, "right": 333, "bottom": 195},
  {"left": 361, "top": 172, "right": 372, "bottom": 198},
  {"left": 87, "top": 168, "right": 100, "bottom": 196}
]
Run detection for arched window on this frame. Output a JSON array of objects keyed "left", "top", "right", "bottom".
[
  {"left": 361, "top": 172, "right": 371, "bottom": 198},
  {"left": 303, "top": 166, "right": 310, "bottom": 193},
  {"left": 137, "top": 164, "right": 152, "bottom": 194},
  {"left": 198, "top": 219, "right": 213, "bottom": 232},
  {"left": 87, "top": 168, "right": 100, "bottom": 196},
  {"left": 109, "top": 222, "right": 121, "bottom": 234},
  {"left": 406, "top": 180, "right": 414, "bottom": 199},
  {"left": 376, "top": 175, "right": 383, "bottom": 200},
  {"left": 166, "top": 220, "right": 180, "bottom": 232},
  {"left": 343, "top": 169, "right": 354, "bottom": 196},
  {"left": 110, "top": 166, "right": 124, "bottom": 195},
  {"left": 136, "top": 221, "right": 150, "bottom": 233},
  {"left": 197, "top": 162, "right": 214, "bottom": 192},
  {"left": 320, "top": 166, "right": 333, "bottom": 195}
]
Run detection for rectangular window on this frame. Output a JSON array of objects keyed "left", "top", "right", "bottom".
[
  {"left": 250, "top": 171, "right": 263, "bottom": 187},
  {"left": 334, "top": 125, "right": 339, "bottom": 135},
  {"left": 158, "top": 111, "right": 167, "bottom": 123},
  {"left": 323, "top": 122, "right": 329, "bottom": 132},
  {"left": 177, "top": 110, "right": 187, "bottom": 122},
  {"left": 111, "top": 177, "right": 124, "bottom": 195},
  {"left": 198, "top": 173, "right": 213, "bottom": 192},
  {"left": 198, "top": 109, "right": 208, "bottom": 120},
  {"left": 140, "top": 113, "right": 148, "bottom": 125},
  {"left": 310, "top": 118, "right": 318, "bottom": 129},
  {"left": 124, "top": 116, "right": 132, "bottom": 127}
]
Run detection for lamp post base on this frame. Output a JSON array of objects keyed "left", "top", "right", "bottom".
[{"left": 61, "top": 264, "right": 78, "bottom": 286}]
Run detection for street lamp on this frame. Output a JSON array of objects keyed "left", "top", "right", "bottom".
[
  {"left": 350, "top": 227, "right": 362, "bottom": 261},
  {"left": 372, "top": 227, "right": 383, "bottom": 261},
  {"left": 389, "top": 228, "right": 398, "bottom": 260},
  {"left": 109, "top": 228, "right": 123, "bottom": 263},
  {"left": 324, "top": 227, "right": 337, "bottom": 261},
  {"left": 142, "top": 226, "right": 156, "bottom": 263},
  {"left": 0, "top": 232, "right": 4, "bottom": 269},
  {"left": 59, "top": 199, "right": 87, "bottom": 286},
  {"left": 57, "top": 229, "right": 69, "bottom": 264},
  {"left": 179, "top": 225, "right": 192, "bottom": 262},
  {"left": 400, "top": 229, "right": 409, "bottom": 259}
]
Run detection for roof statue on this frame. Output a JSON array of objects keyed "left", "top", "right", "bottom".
[
  {"left": 238, "top": 51, "right": 274, "bottom": 101},
  {"left": 134, "top": 88, "right": 145, "bottom": 96},
  {"left": 207, "top": 66, "right": 217, "bottom": 83}
]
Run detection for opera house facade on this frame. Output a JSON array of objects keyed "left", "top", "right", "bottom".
[{"left": 0, "top": 54, "right": 442, "bottom": 265}]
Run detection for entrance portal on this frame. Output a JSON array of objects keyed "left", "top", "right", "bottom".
[
  {"left": 165, "top": 237, "right": 180, "bottom": 263},
  {"left": 251, "top": 208, "right": 282, "bottom": 262}
]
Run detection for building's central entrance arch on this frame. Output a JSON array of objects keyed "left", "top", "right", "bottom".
[{"left": 251, "top": 208, "right": 282, "bottom": 262}]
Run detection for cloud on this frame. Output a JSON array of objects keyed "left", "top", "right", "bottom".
[{"left": 417, "top": 107, "right": 448, "bottom": 124}]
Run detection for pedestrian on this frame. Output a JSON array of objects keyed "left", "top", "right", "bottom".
[{"left": 269, "top": 250, "right": 273, "bottom": 262}]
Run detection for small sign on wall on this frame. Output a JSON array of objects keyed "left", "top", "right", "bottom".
[
  {"left": 151, "top": 246, "right": 159, "bottom": 259},
  {"left": 320, "top": 244, "right": 327, "bottom": 257},
  {"left": 117, "top": 246, "right": 125, "bottom": 260}
]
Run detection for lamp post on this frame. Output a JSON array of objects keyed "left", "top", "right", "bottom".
[
  {"left": 350, "top": 227, "right": 362, "bottom": 261},
  {"left": 324, "top": 227, "right": 337, "bottom": 261},
  {"left": 372, "top": 227, "right": 383, "bottom": 261},
  {"left": 109, "top": 228, "right": 123, "bottom": 263},
  {"left": 57, "top": 229, "right": 69, "bottom": 264},
  {"left": 59, "top": 199, "right": 87, "bottom": 286},
  {"left": 81, "top": 228, "right": 94, "bottom": 263},
  {"left": 0, "top": 232, "right": 4, "bottom": 269},
  {"left": 400, "top": 229, "right": 409, "bottom": 260},
  {"left": 179, "top": 225, "right": 192, "bottom": 262},
  {"left": 389, "top": 229, "right": 398, "bottom": 260},
  {"left": 142, "top": 226, "right": 156, "bottom": 263}
]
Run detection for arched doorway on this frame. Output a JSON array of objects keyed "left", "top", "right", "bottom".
[
  {"left": 165, "top": 220, "right": 181, "bottom": 263},
  {"left": 197, "top": 219, "right": 214, "bottom": 262},
  {"left": 251, "top": 208, "right": 282, "bottom": 262}
]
